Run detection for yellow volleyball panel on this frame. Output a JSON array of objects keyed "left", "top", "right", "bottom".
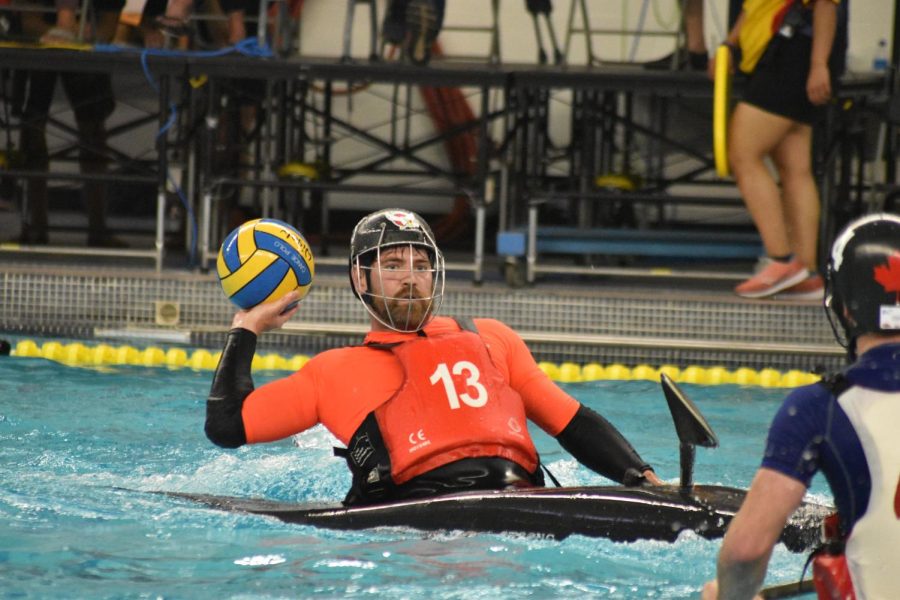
[
  {"left": 219, "top": 250, "right": 279, "bottom": 298},
  {"left": 236, "top": 220, "right": 261, "bottom": 261},
  {"left": 261, "top": 268, "right": 299, "bottom": 306}
]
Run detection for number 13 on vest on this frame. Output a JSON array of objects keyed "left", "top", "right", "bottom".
[{"left": 430, "top": 361, "right": 489, "bottom": 409}]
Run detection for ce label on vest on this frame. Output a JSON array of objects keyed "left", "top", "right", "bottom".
[{"left": 429, "top": 361, "right": 489, "bottom": 409}]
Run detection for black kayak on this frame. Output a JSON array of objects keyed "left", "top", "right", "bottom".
[
  {"left": 162, "top": 483, "right": 828, "bottom": 551},
  {"left": 159, "top": 374, "right": 832, "bottom": 552}
]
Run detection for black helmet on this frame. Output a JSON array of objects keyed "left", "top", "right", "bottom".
[
  {"left": 825, "top": 213, "right": 900, "bottom": 354},
  {"left": 348, "top": 208, "right": 445, "bottom": 332}
]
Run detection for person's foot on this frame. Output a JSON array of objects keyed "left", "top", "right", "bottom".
[
  {"left": 405, "top": 0, "right": 440, "bottom": 65},
  {"left": 775, "top": 274, "right": 825, "bottom": 301},
  {"left": 644, "top": 49, "right": 708, "bottom": 71},
  {"left": 734, "top": 258, "right": 808, "bottom": 299},
  {"left": 40, "top": 26, "right": 77, "bottom": 44},
  {"left": 155, "top": 15, "right": 192, "bottom": 38}
]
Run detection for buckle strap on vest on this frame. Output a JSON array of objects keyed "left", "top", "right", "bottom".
[
  {"left": 336, "top": 413, "right": 396, "bottom": 506},
  {"left": 454, "top": 317, "right": 478, "bottom": 334}
]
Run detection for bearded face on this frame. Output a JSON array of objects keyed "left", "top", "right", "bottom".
[{"left": 354, "top": 244, "right": 439, "bottom": 332}]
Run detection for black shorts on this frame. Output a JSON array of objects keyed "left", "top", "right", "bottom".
[{"left": 742, "top": 34, "right": 827, "bottom": 125}]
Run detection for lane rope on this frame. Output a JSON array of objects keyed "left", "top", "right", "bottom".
[{"left": 8, "top": 339, "right": 820, "bottom": 387}]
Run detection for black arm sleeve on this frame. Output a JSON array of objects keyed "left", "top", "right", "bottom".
[
  {"left": 555, "top": 405, "right": 652, "bottom": 485},
  {"left": 204, "top": 328, "right": 256, "bottom": 448}
]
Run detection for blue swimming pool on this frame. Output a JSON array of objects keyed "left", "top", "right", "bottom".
[{"left": 0, "top": 353, "right": 828, "bottom": 598}]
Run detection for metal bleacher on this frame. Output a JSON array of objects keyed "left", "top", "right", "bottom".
[
  {"left": 0, "top": 0, "right": 895, "bottom": 372},
  {"left": 0, "top": 0, "right": 892, "bottom": 284}
]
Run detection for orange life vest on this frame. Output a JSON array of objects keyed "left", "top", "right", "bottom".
[{"left": 338, "top": 320, "right": 539, "bottom": 502}]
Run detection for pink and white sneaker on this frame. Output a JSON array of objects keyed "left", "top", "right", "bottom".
[
  {"left": 776, "top": 274, "right": 825, "bottom": 301},
  {"left": 734, "top": 258, "right": 809, "bottom": 299}
]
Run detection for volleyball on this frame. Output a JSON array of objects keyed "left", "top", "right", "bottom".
[{"left": 217, "top": 218, "right": 315, "bottom": 309}]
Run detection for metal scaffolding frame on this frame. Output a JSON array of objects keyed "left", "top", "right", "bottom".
[{"left": 0, "top": 46, "right": 890, "bottom": 283}]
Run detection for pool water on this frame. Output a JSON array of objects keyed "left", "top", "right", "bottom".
[{"left": 0, "top": 355, "right": 829, "bottom": 599}]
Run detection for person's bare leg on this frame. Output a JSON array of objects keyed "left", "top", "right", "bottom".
[
  {"left": 772, "top": 123, "right": 820, "bottom": 271},
  {"left": 95, "top": 11, "right": 121, "bottom": 43},
  {"left": 683, "top": 0, "right": 706, "bottom": 54},
  {"left": 728, "top": 102, "right": 796, "bottom": 258},
  {"left": 164, "top": 0, "right": 193, "bottom": 20},
  {"left": 54, "top": 3, "right": 77, "bottom": 29},
  {"left": 646, "top": 0, "right": 707, "bottom": 69},
  {"left": 227, "top": 10, "right": 246, "bottom": 44},
  {"left": 40, "top": 2, "right": 77, "bottom": 42}
]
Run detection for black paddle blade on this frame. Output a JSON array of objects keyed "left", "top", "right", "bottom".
[{"left": 660, "top": 373, "right": 719, "bottom": 448}]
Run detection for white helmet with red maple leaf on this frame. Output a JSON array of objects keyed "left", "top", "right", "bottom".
[{"left": 826, "top": 213, "right": 900, "bottom": 354}]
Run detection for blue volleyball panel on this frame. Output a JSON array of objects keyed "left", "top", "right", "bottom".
[
  {"left": 229, "top": 257, "right": 290, "bottom": 309},
  {"left": 254, "top": 230, "right": 312, "bottom": 286},
  {"left": 220, "top": 227, "right": 245, "bottom": 273}
]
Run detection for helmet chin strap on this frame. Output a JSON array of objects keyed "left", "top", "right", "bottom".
[{"left": 824, "top": 267, "right": 856, "bottom": 361}]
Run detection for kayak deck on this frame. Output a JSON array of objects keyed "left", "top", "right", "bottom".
[{"left": 162, "top": 484, "right": 829, "bottom": 552}]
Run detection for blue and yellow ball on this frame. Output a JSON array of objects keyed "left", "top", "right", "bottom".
[{"left": 217, "top": 218, "right": 315, "bottom": 309}]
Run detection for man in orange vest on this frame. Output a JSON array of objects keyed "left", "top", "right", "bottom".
[{"left": 205, "top": 208, "right": 661, "bottom": 505}]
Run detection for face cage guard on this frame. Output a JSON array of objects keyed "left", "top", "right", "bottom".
[
  {"left": 824, "top": 264, "right": 856, "bottom": 360},
  {"left": 352, "top": 242, "right": 445, "bottom": 332}
]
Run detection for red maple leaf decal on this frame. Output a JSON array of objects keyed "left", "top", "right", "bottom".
[{"left": 873, "top": 253, "right": 900, "bottom": 303}]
